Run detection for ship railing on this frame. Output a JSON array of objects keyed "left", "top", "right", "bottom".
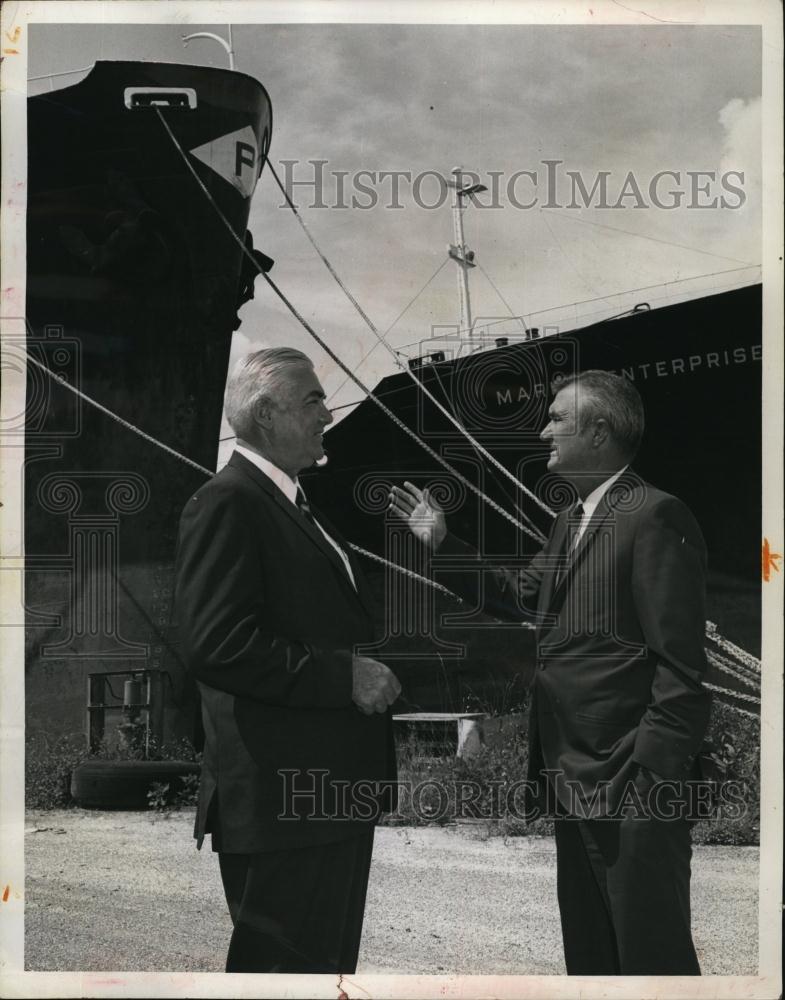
[{"left": 28, "top": 65, "right": 95, "bottom": 93}]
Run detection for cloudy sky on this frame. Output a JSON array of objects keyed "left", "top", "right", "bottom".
[{"left": 27, "top": 16, "right": 762, "bottom": 450}]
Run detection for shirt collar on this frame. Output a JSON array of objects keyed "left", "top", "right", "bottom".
[
  {"left": 234, "top": 442, "right": 299, "bottom": 505},
  {"left": 581, "top": 464, "right": 629, "bottom": 517}
]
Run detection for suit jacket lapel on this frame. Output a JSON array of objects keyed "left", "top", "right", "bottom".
[
  {"left": 229, "top": 452, "right": 361, "bottom": 599},
  {"left": 307, "top": 499, "right": 377, "bottom": 619},
  {"left": 544, "top": 470, "right": 643, "bottom": 615},
  {"left": 538, "top": 512, "right": 571, "bottom": 619}
]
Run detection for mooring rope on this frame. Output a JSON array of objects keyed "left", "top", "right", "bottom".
[
  {"left": 705, "top": 621, "right": 761, "bottom": 672},
  {"left": 704, "top": 681, "right": 761, "bottom": 708},
  {"left": 23, "top": 350, "right": 214, "bottom": 476},
  {"left": 17, "top": 110, "right": 763, "bottom": 703},
  {"left": 705, "top": 649, "right": 760, "bottom": 691},
  {"left": 22, "top": 345, "right": 762, "bottom": 697},
  {"left": 154, "top": 108, "right": 547, "bottom": 545},
  {"left": 265, "top": 158, "right": 555, "bottom": 528}
]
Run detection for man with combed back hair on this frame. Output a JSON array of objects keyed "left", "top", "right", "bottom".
[
  {"left": 390, "top": 369, "right": 711, "bottom": 975},
  {"left": 176, "top": 347, "right": 400, "bottom": 973}
]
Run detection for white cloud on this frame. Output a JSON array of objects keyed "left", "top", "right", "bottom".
[
  {"left": 227, "top": 328, "right": 273, "bottom": 371},
  {"left": 719, "top": 96, "right": 761, "bottom": 197},
  {"left": 218, "top": 331, "right": 264, "bottom": 468},
  {"left": 227, "top": 330, "right": 254, "bottom": 369}
]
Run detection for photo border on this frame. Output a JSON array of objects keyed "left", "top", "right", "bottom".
[{"left": 1, "top": 2, "right": 782, "bottom": 998}]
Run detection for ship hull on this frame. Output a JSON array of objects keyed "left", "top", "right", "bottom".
[
  {"left": 307, "top": 283, "right": 762, "bottom": 710},
  {"left": 25, "top": 62, "right": 272, "bottom": 747},
  {"left": 23, "top": 62, "right": 759, "bottom": 729}
]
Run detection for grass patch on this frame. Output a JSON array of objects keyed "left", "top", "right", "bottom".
[
  {"left": 387, "top": 697, "right": 760, "bottom": 845},
  {"left": 25, "top": 733, "right": 201, "bottom": 810}
]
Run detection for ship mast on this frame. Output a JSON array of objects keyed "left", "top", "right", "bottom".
[{"left": 446, "top": 166, "right": 487, "bottom": 347}]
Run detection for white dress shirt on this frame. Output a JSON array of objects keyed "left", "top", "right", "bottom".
[
  {"left": 234, "top": 443, "right": 357, "bottom": 589},
  {"left": 573, "top": 465, "right": 629, "bottom": 547}
]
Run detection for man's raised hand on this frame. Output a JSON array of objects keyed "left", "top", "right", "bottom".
[
  {"left": 388, "top": 481, "right": 447, "bottom": 550},
  {"left": 351, "top": 656, "right": 402, "bottom": 715}
]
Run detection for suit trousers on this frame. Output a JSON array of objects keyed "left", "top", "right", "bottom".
[
  {"left": 554, "top": 814, "right": 700, "bottom": 975},
  {"left": 218, "top": 827, "right": 375, "bottom": 973}
]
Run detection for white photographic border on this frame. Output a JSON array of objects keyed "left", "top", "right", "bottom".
[{"left": 1, "top": 2, "right": 782, "bottom": 998}]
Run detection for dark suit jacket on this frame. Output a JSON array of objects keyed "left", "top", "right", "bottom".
[
  {"left": 175, "top": 451, "right": 397, "bottom": 852},
  {"left": 436, "top": 471, "right": 711, "bottom": 817}
]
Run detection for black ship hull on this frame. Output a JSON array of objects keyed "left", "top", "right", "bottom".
[
  {"left": 23, "top": 62, "right": 760, "bottom": 735},
  {"left": 306, "top": 283, "right": 762, "bottom": 711},
  {"left": 25, "top": 62, "right": 272, "bottom": 747}
]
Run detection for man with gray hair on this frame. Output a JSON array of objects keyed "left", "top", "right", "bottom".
[
  {"left": 176, "top": 347, "right": 400, "bottom": 973},
  {"left": 390, "top": 369, "right": 710, "bottom": 976}
]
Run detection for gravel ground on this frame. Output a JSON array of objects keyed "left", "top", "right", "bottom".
[{"left": 23, "top": 809, "right": 758, "bottom": 975}]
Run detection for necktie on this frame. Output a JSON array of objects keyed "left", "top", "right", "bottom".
[
  {"left": 296, "top": 489, "right": 356, "bottom": 589},
  {"left": 556, "top": 502, "right": 584, "bottom": 586},
  {"left": 567, "top": 501, "right": 585, "bottom": 553},
  {"left": 296, "top": 488, "right": 317, "bottom": 525}
]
